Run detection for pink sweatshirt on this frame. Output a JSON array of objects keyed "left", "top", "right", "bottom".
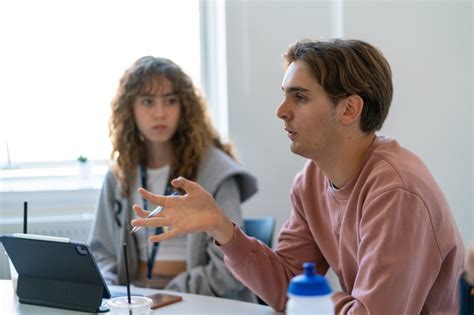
[{"left": 219, "top": 136, "right": 464, "bottom": 314}]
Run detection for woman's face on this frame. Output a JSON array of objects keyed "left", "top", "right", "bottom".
[{"left": 133, "top": 77, "right": 181, "bottom": 146}]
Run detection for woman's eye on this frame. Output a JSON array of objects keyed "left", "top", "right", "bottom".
[
  {"left": 164, "top": 96, "right": 179, "bottom": 106},
  {"left": 141, "top": 98, "right": 153, "bottom": 106}
]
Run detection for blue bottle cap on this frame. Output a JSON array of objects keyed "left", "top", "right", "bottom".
[{"left": 288, "top": 262, "right": 332, "bottom": 296}]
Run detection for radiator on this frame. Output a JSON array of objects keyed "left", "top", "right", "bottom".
[{"left": 0, "top": 214, "right": 94, "bottom": 279}]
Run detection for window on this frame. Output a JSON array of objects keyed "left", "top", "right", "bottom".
[{"left": 0, "top": 0, "right": 202, "bottom": 167}]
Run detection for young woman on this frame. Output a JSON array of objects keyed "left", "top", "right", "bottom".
[{"left": 88, "top": 56, "right": 258, "bottom": 302}]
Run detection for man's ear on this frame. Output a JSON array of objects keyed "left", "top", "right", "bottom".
[{"left": 339, "top": 95, "right": 364, "bottom": 126}]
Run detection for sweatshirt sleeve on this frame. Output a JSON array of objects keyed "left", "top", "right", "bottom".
[
  {"left": 165, "top": 177, "right": 254, "bottom": 300},
  {"left": 88, "top": 171, "right": 120, "bottom": 285},
  {"left": 219, "top": 186, "right": 326, "bottom": 312},
  {"left": 332, "top": 188, "right": 443, "bottom": 314}
]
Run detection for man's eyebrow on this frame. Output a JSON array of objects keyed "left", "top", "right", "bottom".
[{"left": 281, "top": 86, "right": 310, "bottom": 93}]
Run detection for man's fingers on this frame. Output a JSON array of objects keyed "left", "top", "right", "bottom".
[
  {"left": 171, "top": 176, "right": 201, "bottom": 194},
  {"left": 132, "top": 204, "right": 149, "bottom": 218},
  {"left": 131, "top": 216, "right": 170, "bottom": 228},
  {"left": 149, "top": 229, "right": 178, "bottom": 243},
  {"left": 138, "top": 188, "right": 166, "bottom": 207}
]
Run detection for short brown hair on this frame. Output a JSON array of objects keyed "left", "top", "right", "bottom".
[{"left": 284, "top": 39, "right": 393, "bottom": 133}]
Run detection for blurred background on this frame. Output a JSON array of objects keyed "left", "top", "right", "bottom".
[{"left": 0, "top": 0, "right": 472, "bottom": 289}]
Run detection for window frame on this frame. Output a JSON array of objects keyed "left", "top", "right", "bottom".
[{"left": 0, "top": 0, "right": 227, "bottom": 193}]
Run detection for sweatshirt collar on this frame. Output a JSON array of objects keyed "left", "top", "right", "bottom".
[{"left": 327, "top": 135, "right": 383, "bottom": 200}]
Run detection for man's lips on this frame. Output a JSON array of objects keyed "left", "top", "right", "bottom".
[
  {"left": 285, "top": 127, "right": 296, "bottom": 133},
  {"left": 285, "top": 128, "right": 297, "bottom": 140}
]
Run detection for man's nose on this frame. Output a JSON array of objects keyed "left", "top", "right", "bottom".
[{"left": 276, "top": 98, "right": 291, "bottom": 121}]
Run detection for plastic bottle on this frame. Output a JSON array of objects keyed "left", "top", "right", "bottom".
[{"left": 286, "top": 262, "right": 333, "bottom": 315}]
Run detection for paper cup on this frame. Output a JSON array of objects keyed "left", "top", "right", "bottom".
[{"left": 107, "top": 296, "right": 152, "bottom": 315}]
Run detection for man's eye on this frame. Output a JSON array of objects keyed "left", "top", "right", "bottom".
[{"left": 295, "top": 93, "right": 306, "bottom": 102}]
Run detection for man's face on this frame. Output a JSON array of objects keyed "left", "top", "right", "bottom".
[{"left": 277, "top": 61, "right": 340, "bottom": 160}]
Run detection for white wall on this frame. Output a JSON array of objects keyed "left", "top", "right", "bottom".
[
  {"left": 225, "top": 0, "right": 473, "bottom": 246},
  {"left": 225, "top": 0, "right": 333, "bottom": 239}
]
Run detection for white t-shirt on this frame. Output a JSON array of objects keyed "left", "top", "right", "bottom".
[{"left": 131, "top": 165, "right": 187, "bottom": 263}]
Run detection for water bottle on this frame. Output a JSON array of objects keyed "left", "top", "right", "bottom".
[{"left": 287, "top": 262, "right": 333, "bottom": 315}]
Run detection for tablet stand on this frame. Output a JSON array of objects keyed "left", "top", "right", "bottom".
[{"left": 17, "top": 275, "right": 106, "bottom": 313}]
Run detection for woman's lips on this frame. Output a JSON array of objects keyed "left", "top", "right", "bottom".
[{"left": 152, "top": 125, "right": 168, "bottom": 131}]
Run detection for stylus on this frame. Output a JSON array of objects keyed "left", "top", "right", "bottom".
[{"left": 130, "top": 192, "right": 178, "bottom": 234}]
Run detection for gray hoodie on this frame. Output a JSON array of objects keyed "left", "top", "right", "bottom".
[{"left": 88, "top": 146, "right": 258, "bottom": 302}]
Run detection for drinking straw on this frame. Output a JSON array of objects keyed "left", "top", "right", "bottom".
[{"left": 123, "top": 243, "right": 132, "bottom": 314}]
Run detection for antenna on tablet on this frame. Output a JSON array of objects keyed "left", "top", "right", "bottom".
[{"left": 23, "top": 201, "right": 28, "bottom": 234}]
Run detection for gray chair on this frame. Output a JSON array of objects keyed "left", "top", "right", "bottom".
[
  {"left": 243, "top": 217, "right": 276, "bottom": 248},
  {"left": 460, "top": 241, "right": 474, "bottom": 314}
]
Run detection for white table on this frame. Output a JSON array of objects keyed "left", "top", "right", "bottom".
[{"left": 0, "top": 280, "right": 280, "bottom": 314}]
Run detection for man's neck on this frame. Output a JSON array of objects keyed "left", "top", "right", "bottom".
[{"left": 315, "top": 133, "right": 376, "bottom": 189}]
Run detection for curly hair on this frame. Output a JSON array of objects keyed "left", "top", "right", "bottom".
[
  {"left": 284, "top": 39, "right": 393, "bottom": 133},
  {"left": 109, "top": 56, "right": 236, "bottom": 197}
]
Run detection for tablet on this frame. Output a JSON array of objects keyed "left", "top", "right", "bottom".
[{"left": 1, "top": 233, "right": 111, "bottom": 313}]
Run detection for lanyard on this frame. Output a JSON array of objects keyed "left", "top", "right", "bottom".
[{"left": 139, "top": 164, "right": 172, "bottom": 279}]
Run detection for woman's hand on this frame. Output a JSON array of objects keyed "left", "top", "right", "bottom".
[{"left": 131, "top": 177, "right": 236, "bottom": 245}]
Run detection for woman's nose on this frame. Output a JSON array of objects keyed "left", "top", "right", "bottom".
[{"left": 152, "top": 102, "right": 166, "bottom": 118}]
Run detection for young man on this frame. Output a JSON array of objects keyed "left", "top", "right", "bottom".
[{"left": 131, "top": 39, "right": 464, "bottom": 314}]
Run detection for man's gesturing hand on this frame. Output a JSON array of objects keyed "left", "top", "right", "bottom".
[{"left": 131, "top": 177, "right": 235, "bottom": 245}]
